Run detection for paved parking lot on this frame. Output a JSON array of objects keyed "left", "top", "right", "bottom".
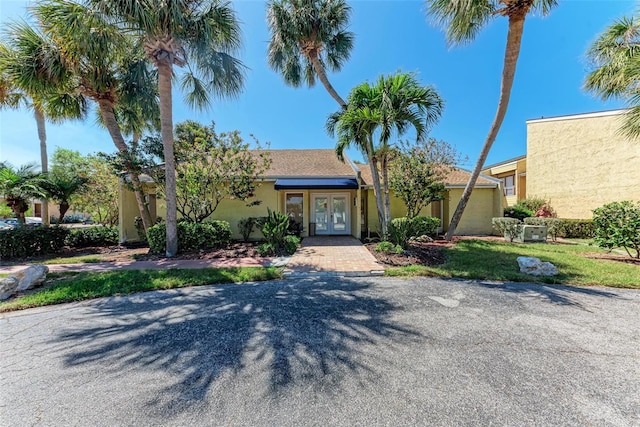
[{"left": 1, "top": 277, "right": 639, "bottom": 426}]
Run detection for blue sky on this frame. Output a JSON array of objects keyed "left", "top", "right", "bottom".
[{"left": 0, "top": 0, "right": 632, "bottom": 169}]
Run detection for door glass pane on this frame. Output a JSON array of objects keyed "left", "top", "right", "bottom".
[
  {"left": 314, "top": 197, "right": 328, "bottom": 231},
  {"left": 285, "top": 193, "right": 303, "bottom": 235},
  {"left": 332, "top": 196, "right": 346, "bottom": 232}
]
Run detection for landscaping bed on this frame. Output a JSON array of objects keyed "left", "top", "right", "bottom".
[{"left": 365, "top": 240, "right": 450, "bottom": 266}]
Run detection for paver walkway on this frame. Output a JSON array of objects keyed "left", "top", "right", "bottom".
[{"left": 284, "top": 236, "right": 384, "bottom": 277}]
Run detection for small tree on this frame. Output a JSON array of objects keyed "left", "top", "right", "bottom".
[
  {"left": 592, "top": 201, "right": 640, "bottom": 259},
  {"left": 73, "top": 156, "right": 119, "bottom": 226},
  {"left": 389, "top": 138, "right": 459, "bottom": 218},
  {"left": 146, "top": 121, "right": 271, "bottom": 223},
  {"left": 0, "top": 163, "right": 45, "bottom": 225},
  {"left": 40, "top": 174, "right": 89, "bottom": 224}
]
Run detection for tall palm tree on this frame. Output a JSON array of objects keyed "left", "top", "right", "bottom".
[
  {"left": 0, "top": 163, "right": 46, "bottom": 226},
  {"left": 40, "top": 174, "right": 89, "bottom": 224},
  {"left": 0, "top": 21, "right": 86, "bottom": 227},
  {"left": 426, "top": 0, "right": 557, "bottom": 240},
  {"left": 34, "top": 0, "right": 158, "bottom": 233},
  {"left": 328, "top": 72, "right": 443, "bottom": 237},
  {"left": 585, "top": 14, "right": 640, "bottom": 139},
  {"left": 267, "top": 0, "right": 353, "bottom": 108},
  {"left": 88, "top": 0, "right": 246, "bottom": 257}
]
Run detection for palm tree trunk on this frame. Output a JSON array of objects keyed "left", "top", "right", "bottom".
[
  {"left": 34, "top": 106, "right": 49, "bottom": 227},
  {"left": 157, "top": 62, "right": 178, "bottom": 257},
  {"left": 58, "top": 201, "right": 70, "bottom": 224},
  {"left": 96, "top": 99, "right": 154, "bottom": 234},
  {"left": 309, "top": 54, "right": 347, "bottom": 108},
  {"left": 369, "top": 157, "right": 387, "bottom": 239},
  {"left": 380, "top": 154, "right": 392, "bottom": 231},
  {"left": 445, "top": 16, "right": 526, "bottom": 241}
]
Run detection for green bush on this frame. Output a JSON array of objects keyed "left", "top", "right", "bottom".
[
  {"left": 592, "top": 201, "right": 640, "bottom": 258},
  {"left": 258, "top": 208, "right": 290, "bottom": 249},
  {"left": 65, "top": 226, "right": 119, "bottom": 248},
  {"left": 524, "top": 217, "right": 562, "bottom": 241},
  {"left": 283, "top": 235, "right": 301, "bottom": 255},
  {"left": 256, "top": 242, "right": 276, "bottom": 257},
  {"left": 147, "top": 220, "right": 232, "bottom": 254},
  {"left": 557, "top": 219, "right": 595, "bottom": 239},
  {"left": 388, "top": 217, "right": 414, "bottom": 249},
  {"left": 492, "top": 217, "right": 522, "bottom": 242},
  {"left": 0, "top": 226, "right": 69, "bottom": 258},
  {"left": 375, "top": 241, "right": 403, "bottom": 254},
  {"left": 411, "top": 216, "right": 440, "bottom": 236},
  {"left": 238, "top": 217, "right": 259, "bottom": 242},
  {"left": 503, "top": 206, "right": 533, "bottom": 221},
  {"left": 514, "top": 197, "right": 549, "bottom": 213}
]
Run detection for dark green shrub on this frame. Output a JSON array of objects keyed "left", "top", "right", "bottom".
[
  {"left": 492, "top": 217, "right": 522, "bottom": 242},
  {"left": 238, "top": 217, "right": 259, "bottom": 242},
  {"left": 513, "top": 197, "right": 549, "bottom": 213},
  {"left": 147, "top": 220, "right": 232, "bottom": 254},
  {"left": 592, "top": 201, "right": 640, "bottom": 258},
  {"left": 283, "top": 235, "right": 301, "bottom": 255},
  {"left": 0, "top": 226, "right": 69, "bottom": 258},
  {"left": 65, "top": 226, "right": 118, "bottom": 248},
  {"left": 256, "top": 242, "right": 276, "bottom": 257},
  {"left": 557, "top": 219, "right": 595, "bottom": 238},
  {"left": 375, "top": 241, "right": 403, "bottom": 254},
  {"left": 504, "top": 206, "right": 533, "bottom": 221},
  {"left": 388, "top": 217, "right": 414, "bottom": 249},
  {"left": 411, "top": 216, "right": 440, "bottom": 236},
  {"left": 258, "top": 209, "right": 290, "bottom": 249},
  {"left": 524, "top": 217, "right": 562, "bottom": 241}
]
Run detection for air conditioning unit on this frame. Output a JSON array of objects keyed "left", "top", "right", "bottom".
[{"left": 515, "top": 225, "right": 548, "bottom": 243}]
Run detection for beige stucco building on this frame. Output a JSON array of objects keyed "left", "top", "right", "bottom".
[
  {"left": 526, "top": 109, "right": 640, "bottom": 218},
  {"left": 481, "top": 155, "right": 527, "bottom": 207}
]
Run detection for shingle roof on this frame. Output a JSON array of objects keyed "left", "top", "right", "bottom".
[
  {"left": 358, "top": 165, "right": 498, "bottom": 188},
  {"left": 256, "top": 149, "right": 357, "bottom": 178}
]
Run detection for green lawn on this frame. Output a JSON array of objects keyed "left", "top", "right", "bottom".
[
  {"left": 387, "top": 239, "right": 640, "bottom": 288},
  {"left": 37, "top": 255, "right": 104, "bottom": 265},
  {"left": 0, "top": 267, "right": 282, "bottom": 312}
]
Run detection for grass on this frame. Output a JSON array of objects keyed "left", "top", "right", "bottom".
[
  {"left": 387, "top": 239, "right": 640, "bottom": 288},
  {"left": 0, "top": 267, "right": 282, "bottom": 312},
  {"left": 36, "top": 255, "right": 104, "bottom": 265}
]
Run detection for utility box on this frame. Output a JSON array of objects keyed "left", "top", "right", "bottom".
[{"left": 515, "top": 225, "right": 548, "bottom": 243}]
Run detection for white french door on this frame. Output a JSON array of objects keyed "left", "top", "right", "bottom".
[{"left": 312, "top": 194, "right": 350, "bottom": 235}]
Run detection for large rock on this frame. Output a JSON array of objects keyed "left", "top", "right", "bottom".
[
  {"left": 14, "top": 265, "right": 49, "bottom": 292},
  {"left": 517, "top": 256, "right": 558, "bottom": 276},
  {"left": 0, "top": 277, "right": 19, "bottom": 301}
]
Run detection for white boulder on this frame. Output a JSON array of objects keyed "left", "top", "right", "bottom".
[
  {"left": 517, "top": 256, "right": 558, "bottom": 276},
  {"left": 14, "top": 265, "right": 49, "bottom": 291},
  {"left": 0, "top": 277, "right": 19, "bottom": 301}
]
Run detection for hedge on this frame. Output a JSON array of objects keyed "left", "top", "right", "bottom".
[
  {"left": 0, "top": 226, "right": 69, "bottom": 259},
  {"left": 147, "top": 220, "right": 232, "bottom": 254},
  {"left": 65, "top": 226, "right": 119, "bottom": 248}
]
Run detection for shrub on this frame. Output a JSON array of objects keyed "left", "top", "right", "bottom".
[
  {"left": 256, "top": 242, "right": 276, "bottom": 257},
  {"left": 557, "top": 219, "right": 595, "bottom": 239},
  {"left": 388, "top": 217, "right": 414, "bottom": 249},
  {"left": 592, "top": 201, "right": 640, "bottom": 258},
  {"left": 534, "top": 204, "right": 557, "bottom": 218},
  {"left": 283, "top": 235, "right": 301, "bottom": 255},
  {"left": 411, "top": 216, "right": 440, "bottom": 237},
  {"left": 524, "top": 217, "right": 562, "bottom": 241},
  {"left": 514, "top": 196, "right": 549, "bottom": 213},
  {"left": 375, "top": 241, "right": 403, "bottom": 254},
  {"left": 492, "top": 217, "right": 522, "bottom": 242},
  {"left": 134, "top": 216, "right": 164, "bottom": 243},
  {"left": 258, "top": 209, "right": 290, "bottom": 250},
  {"left": 147, "top": 220, "right": 232, "bottom": 254},
  {"left": 238, "top": 217, "right": 259, "bottom": 242},
  {"left": 0, "top": 226, "right": 69, "bottom": 258},
  {"left": 65, "top": 226, "right": 118, "bottom": 248},
  {"left": 503, "top": 206, "right": 533, "bottom": 221}
]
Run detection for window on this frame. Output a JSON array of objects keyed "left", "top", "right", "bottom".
[
  {"left": 285, "top": 193, "right": 303, "bottom": 227},
  {"left": 501, "top": 175, "right": 515, "bottom": 196}
]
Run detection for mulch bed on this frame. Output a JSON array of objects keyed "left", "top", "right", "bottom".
[
  {"left": 135, "top": 242, "right": 262, "bottom": 261},
  {"left": 365, "top": 241, "right": 451, "bottom": 267}
]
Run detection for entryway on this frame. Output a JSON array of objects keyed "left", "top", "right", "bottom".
[{"left": 311, "top": 193, "right": 350, "bottom": 235}]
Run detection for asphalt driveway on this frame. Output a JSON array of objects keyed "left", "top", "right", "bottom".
[{"left": 1, "top": 277, "right": 639, "bottom": 426}]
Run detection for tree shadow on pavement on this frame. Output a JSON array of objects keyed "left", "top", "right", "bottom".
[{"left": 51, "top": 277, "right": 423, "bottom": 415}]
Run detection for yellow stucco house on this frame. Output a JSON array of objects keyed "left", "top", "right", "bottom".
[
  {"left": 118, "top": 149, "right": 503, "bottom": 242},
  {"left": 481, "top": 155, "right": 527, "bottom": 207}
]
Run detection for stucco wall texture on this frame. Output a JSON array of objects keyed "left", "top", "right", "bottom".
[{"left": 527, "top": 111, "right": 640, "bottom": 219}]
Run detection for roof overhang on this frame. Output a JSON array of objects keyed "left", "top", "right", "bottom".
[{"left": 274, "top": 178, "right": 359, "bottom": 190}]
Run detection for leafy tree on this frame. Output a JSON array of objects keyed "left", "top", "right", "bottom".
[
  {"left": 328, "top": 72, "right": 443, "bottom": 237},
  {"left": 35, "top": 0, "right": 158, "bottom": 231},
  {"left": 389, "top": 138, "right": 459, "bottom": 218},
  {"left": 50, "top": 148, "right": 92, "bottom": 182},
  {"left": 144, "top": 121, "right": 271, "bottom": 223},
  {"left": 0, "top": 163, "right": 46, "bottom": 225},
  {"left": 88, "top": 0, "right": 246, "bottom": 257},
  {"left": 40, "top": 174, "right": 89, "bottom": 224},
  {"left": 0, "top": 20, "right": 86, "bottom": 225},
  {"left": 75, "top": 156, "right": 120, "bottom": 226},
  {"left": 425, "top": 0, "right": 557, "bottom": 240},
  {"left": 592, "top": 201, "right": 640, "bottom": 259},
  {"left": 585, "top": 13, "right": 640, "bottom": 139},
  {"left": 267, "top": 0, "right": 353, "bottom": 107}
]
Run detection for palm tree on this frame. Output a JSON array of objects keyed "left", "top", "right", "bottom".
[
  {"left": 0, "top": 163, "right": 46, "bottom": 226},
  {"left": 267, "top": 0, "right": 354, "bottom": 108},
  {"left": 0, "top": 21, "right": 86, "bottom": 227},
  {"left": 87, "top": 0, "right": 246, "bottom": 257},
  {"left": 585, "top": 14, "right": 640, "bottom": 139},
  {"left": 34, "top": 0, "right": 158, "bottom": 233},
  {"left": 328, "top": 72, "right": 443, "bottom": 237},
  {"left": 40, "top": 174, "right": 89, "bottom": 224},
  {"left": 425, "top": 0, "right": 557, "bottom": 240}
]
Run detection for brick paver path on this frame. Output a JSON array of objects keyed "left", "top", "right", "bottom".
[{"left": 285, "top": 236, "right": 384, "bottom": 277}]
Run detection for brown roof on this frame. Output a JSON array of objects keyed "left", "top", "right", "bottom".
[
  {"left": 256, "top": 149, "right": 357, "bottom": 178},
  {"left": 358, "top": 165, "right": 498, "bottom": 188}
]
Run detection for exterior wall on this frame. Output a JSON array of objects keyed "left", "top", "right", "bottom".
[
  {"left": 527, "top": 112, "right": 640, "bottom": 218},
  {"left": 482, "top": 157, "right": 527, "bottom": 207},
  {"left": 444, "top": 188, "right": 502, "bottom": 235}
]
